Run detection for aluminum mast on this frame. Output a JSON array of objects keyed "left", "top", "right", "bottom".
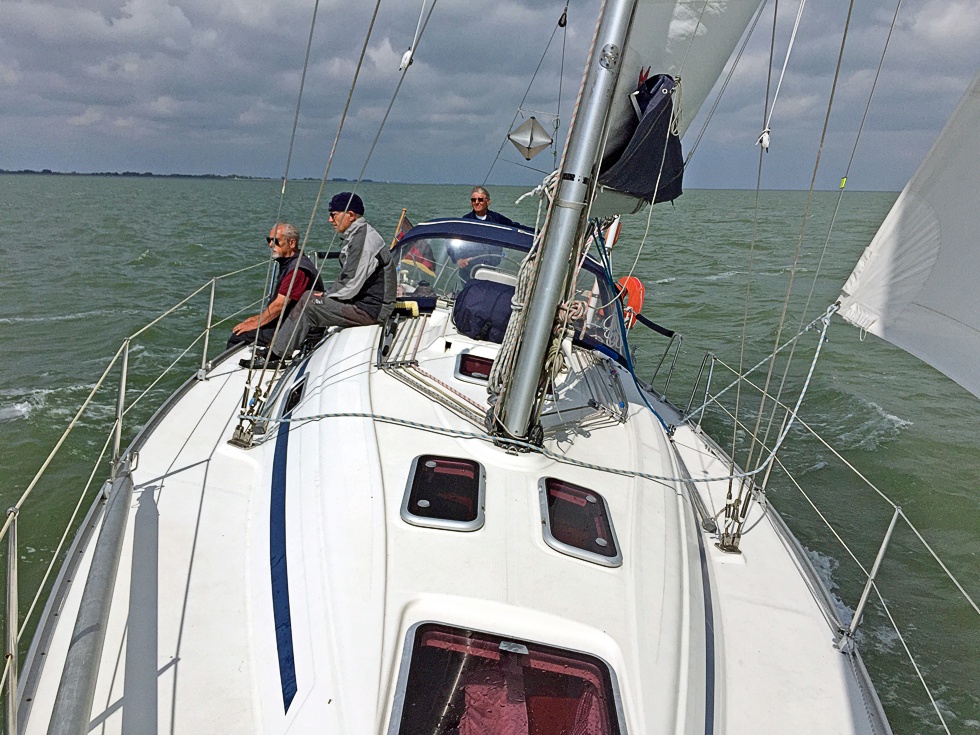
[{"left": 499, "top": 0, "right": 639, "bottom": 438}]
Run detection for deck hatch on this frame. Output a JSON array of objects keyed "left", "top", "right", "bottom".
[
  {"left": 539, "top": 478, "right": 622, "bottom": 567},
  {"left": 390, "top": 623, "right": 623, "bottom": 735},
  {"left": 401, "top": 455, "right": 485, "bottom": 531},
  {"left": 455, "top": 352, "right": 494, "bottom": 383}
]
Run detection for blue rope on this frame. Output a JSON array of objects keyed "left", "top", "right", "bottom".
[{"left": 588, "top": 219, "right": 672, "bottom": 432}]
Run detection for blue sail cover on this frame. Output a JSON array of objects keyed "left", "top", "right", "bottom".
[{"left": 598, "top": 74, "right": 683, "bottom": 204}]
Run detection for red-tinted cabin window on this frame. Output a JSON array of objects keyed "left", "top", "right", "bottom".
[
  {"left": 401, "top": 455, "right": 485, "bottom": 531},
  {"left": 393, "top": 623, "right": 623, "bottom": 735},
  {"left": 540, "top": 478, "right": 621, "bottom": 567},
  {"left": 457, "top": 353, "right": 494, "bottom": 382}
]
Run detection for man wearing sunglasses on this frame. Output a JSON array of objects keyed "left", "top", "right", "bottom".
[
  {"left": 449, "top": 186, "right": 522, "bottom": 279},
  {"left": 462, "top": 186, "right": 520, "bottom": 227},
  {"left": 245, "top": 192, "right": 395, "bottom": 367},
  {"left": 228, "top": 222, "right": 322, "bottom": 349}
]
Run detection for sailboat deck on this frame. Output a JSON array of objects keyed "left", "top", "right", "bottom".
[
  {"left": 671, "top": 423, "right": 888, "bottom": 734},
  {"left": 21, "top": 316, "right": 887, "bottom": 734},
  {"left": 23, "top": 358, "right": 262, "bottom": 733}
]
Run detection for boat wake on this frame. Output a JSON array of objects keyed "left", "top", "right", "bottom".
[{"left": 806, "top": 547, "right": 855, "bottom": 627}]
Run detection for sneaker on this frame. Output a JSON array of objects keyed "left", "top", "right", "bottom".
[{"left": 239, "top": 352, "right": 286, "bottom": 369}]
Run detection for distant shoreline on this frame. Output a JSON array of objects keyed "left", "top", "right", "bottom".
[
  {"left": 0, "top": 169, "right": 366, "bottom": 182},
  {"left": 0, "top": 170, "right": 897, "bottom": 193}
]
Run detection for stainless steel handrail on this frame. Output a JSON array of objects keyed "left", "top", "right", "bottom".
[{"left": 1, "top": 262, "right": 265, "bottom": 729}]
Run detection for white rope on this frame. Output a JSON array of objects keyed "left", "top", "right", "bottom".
[
  {"left": 757, "top": 0, "right": 809, "bottom": 151},
  {"left": 400, "top": 0, "right": 429, "bottom": 69}
]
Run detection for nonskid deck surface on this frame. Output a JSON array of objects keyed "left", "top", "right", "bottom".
[{"left": 22, "top": 317, "right": 887, "bottom": 734}]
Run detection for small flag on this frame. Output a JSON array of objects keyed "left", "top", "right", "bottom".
[{"left": 391, "top": 209, "right": 436, "bottom": 277}]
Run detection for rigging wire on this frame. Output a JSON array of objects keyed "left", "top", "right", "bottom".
[
  {"left": 683, "top": 0, "right": 769, "bottom": 166},
  {"left": 264, "top": 304, "right": 839, "bottom": 495},
  {"left": 483, "top": 3, "right": 570, "bottom": 185},
  {"left": 725, "top": 0, "right": 859, "bottom": 544},
  {"left": 242, "top": 0, "right": 325, "bottom": 364},
  {"left": 796, "top": 0, "right": 905, "bottom": 325},
  {"left": 278, "top": 0, "right": 322, "bottom": 207},
  {"left": 757, "top": 0, "right": 809, "bottom": 151},
  {"left": 722, "top": 0, "right": 780, "bottom": 540},
  {"left": 608, "top": 0, "right": 768, "bottom": 344},
  {"left": 246, "top": 0, "right": 386, "bottom": 384},
  {"left": 489, "top": 0, "right": 607, "bottom": 434},
  {"left": 243, "top": 0, "right": 433, "bottom": 390},
  {"left": 589, "top": 220, "right": 670, "bottom": 431},
  {"left": 754, "top": 0, "right": 906, "bottom": 471}
]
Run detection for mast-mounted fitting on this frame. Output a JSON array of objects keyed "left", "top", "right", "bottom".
[{"left": 599, "top": 44, "right": 621, "bottom": 71}]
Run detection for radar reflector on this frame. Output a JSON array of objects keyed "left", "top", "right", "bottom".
[{"left": 508, "top": 116, "right": 553, "bottom": 160}]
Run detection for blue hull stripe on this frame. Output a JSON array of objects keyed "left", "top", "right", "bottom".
[
  {"left": 271, "top": 412, "right": 297, "bottom": 710},
  {"left": 692, "top": 508, "right": 717, "bottom": 734},
  {"left": 270, "top": 363, "right": 308, "bottom": 712}
]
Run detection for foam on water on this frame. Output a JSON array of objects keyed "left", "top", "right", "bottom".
[
  {"left": 805, "top": 547, "right": 855, "bottom": 627},
  {"left": 0, "top": 401, "right": 32, "bottom": 422},
  {"left": 704, "top": 270, "right": 743, "bottom": 281},
  {"left": 0, "top": 387, "right": 54, "bottom": 423},
  {"left": 0, "top": 308, "right": 119, "bottom": 325},
  {"left": 836, "top": 399, "right": 912, "bottom": 451}
]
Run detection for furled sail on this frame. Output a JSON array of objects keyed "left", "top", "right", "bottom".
[
  {"left": 839, "top": 73, "right": 980, "bottom": 399},
  {"left": 593, "top": 0, "right": 765, "bottom": 216}
]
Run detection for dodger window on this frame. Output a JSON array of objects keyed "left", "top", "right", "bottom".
[
  {"left": 401, "top": 455, "right": 485, "bottom": 531},
  {"left": 539, "top": 478, "right": 622, "bottom": 567},
  {"left": 390, "top": 623, "right": 624, "bottom": 735}
]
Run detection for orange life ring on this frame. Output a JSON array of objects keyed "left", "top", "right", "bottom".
[{"left": 616, "top": 276, "right": 645, "bottom": 328}]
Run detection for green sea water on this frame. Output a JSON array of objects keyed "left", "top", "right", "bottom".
[{"left": 1, "top": 174, "right": 978, "bottom": 732}]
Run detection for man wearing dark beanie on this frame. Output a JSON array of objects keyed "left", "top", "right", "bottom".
[{"left": 244, "top": 192, "right": 395, "bottom": 367}]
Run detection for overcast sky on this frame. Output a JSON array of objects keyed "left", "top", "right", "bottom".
[{"left": 1, "top": 0, "right": 976, "bottom": 190}]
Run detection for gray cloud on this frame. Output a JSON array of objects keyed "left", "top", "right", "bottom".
[{"left": 1, "top": 0, "right": 976, "bottom": 189}]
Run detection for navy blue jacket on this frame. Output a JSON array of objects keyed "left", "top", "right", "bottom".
[{"left": 462, "top": 209, "right": 520, "bottom": 227}]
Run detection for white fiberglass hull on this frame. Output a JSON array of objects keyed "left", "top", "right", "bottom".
[{"left": 20, "top": 311, "right": 889, "bottom": 734}]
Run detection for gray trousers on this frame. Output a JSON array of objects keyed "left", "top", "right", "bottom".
[{"left": 271, "top": 292, "right": 376, "bottom": 356}]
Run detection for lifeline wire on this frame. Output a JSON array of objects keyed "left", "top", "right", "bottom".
[{"left": 264, "top": 303, "right": 837, "bottom": 498}]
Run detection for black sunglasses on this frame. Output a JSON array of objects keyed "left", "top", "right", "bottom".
[{"left": 266, "top": 237, "right": 282, "bottom": 245}]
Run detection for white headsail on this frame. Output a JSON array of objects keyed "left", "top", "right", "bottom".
[{"left": 839, "top": 73, "right": 980, "bottom": 399}]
